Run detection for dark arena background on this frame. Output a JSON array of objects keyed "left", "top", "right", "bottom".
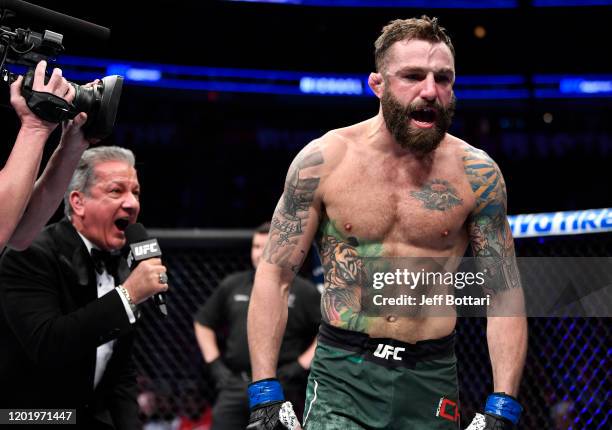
[{"left": 0, "top": 1, "right": 610, "bottom": 429}]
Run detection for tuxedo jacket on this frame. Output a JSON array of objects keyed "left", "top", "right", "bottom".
[{"left": 0, "top": 219, "right": 139, "bottom": 429}]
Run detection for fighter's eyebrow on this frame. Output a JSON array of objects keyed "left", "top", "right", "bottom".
[
  {"left": 396, "top": 66, "right": 454, "bottom": 76},
  {"left": 436, "top": 68, "right": 455, "bottom": 77}
]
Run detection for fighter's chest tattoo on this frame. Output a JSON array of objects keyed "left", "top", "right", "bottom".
[{"left": 410, "top": 179, "right": 463, "bottom": 212}]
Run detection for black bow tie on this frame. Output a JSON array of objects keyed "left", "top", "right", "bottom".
[{"left": 91, "top": 248, "right": 121, "bottom": 281}]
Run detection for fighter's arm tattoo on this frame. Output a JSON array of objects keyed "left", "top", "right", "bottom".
[
  {"left": 464, "top": 147, "right": 521, "bottom": 293},
  {"left": 264, "top": 145, "right": 324, "bottom": 273}
]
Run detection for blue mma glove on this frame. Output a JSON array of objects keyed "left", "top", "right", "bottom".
[
  {"left": 466, "top": 393, "right": 523, "bottom": 430},
  {"left": 247, "top": 378, "right": 300, "bottom": 430}
]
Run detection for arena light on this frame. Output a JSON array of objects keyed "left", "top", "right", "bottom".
[
  {"left": 533, "top": 74, "right": 612, "bottom": 98},
  {"left": 299, "top": 77, "right": 363, "bottom": 95},
  {"left": 559, "top": 78, "right": 612, "bottom": 95},
  {"left": 43, "top": 56, "right": 612, "bottom": 100},
  {"left": 226, "top": 0, "right": 518, "bottom": 7},
  {"left": 508, "top": 208, "right": 612, "bottom": 238},
  {"left": 107, "top": 64, "right": 162, "bottom": 82},
  {"left": 533, "top": 0, "right": 612, "bottom": 6}
]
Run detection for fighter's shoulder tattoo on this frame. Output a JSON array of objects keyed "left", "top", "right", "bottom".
[
  {"left": 264, "top": 144, "right": 324, "bottom": 273},
  {"left": 463, "top": 146, "right": 520, "bottom": 292},
  {"left": 462, "top": 146, "right": 507, "bottom": 214}
]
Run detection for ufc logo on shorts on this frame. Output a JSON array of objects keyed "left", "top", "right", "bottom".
[{"left": 373, "top": 343, "right": 405, "bottom": 361}]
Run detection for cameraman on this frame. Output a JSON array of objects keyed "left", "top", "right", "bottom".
[{"left": 1, "top": 59, "right": 96, "bottom": 251}]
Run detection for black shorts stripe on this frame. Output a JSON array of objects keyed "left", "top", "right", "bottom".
[{"left": 317, "top": 322, "right": 455, "bottom": 368}]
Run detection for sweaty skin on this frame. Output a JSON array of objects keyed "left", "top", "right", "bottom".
[
  {"left": 248, "top": 38, "right": 526, "bottom": 397},
  {"left": 264, "top": 128, "right": 482, "bottom": 342}
]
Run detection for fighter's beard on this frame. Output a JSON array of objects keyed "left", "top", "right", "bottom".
[{"left": 381, "top": 90, "right": 456, "bottom": 156}]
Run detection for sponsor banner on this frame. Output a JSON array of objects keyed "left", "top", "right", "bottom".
[{"left": 508, "top": 208, "right": 612, "bottom": 238}]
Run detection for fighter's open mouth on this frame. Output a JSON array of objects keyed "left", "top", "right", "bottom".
[
  {"left": 411, "top": 107, "right": 437, "bottom": 123},
  {"left": 114, "top": 218, "right": 129, "bottom": 231}
]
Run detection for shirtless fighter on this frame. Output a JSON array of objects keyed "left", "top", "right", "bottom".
[{"left": 246, "top": 16, "right": 527, "bottom": 430}]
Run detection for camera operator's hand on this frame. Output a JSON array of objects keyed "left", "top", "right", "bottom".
[
  {"left": 122, "top": 258, "right": 168, "bottom": 305},
  {"left": 10, "top": 60, "right": 75, "bottom": 134},
  {"left": 60, "top": 79, "right": 101, "bottom": 150}
]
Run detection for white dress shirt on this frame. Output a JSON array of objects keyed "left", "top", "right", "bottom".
[{"left": 77, "top": 233, "right": 136, "bottom": 388}]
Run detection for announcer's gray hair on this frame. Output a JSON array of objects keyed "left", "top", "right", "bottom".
[{"left": 63, "top": 146, "right": 135, "bottom": 219}]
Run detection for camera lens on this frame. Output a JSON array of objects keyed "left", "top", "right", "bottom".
[
  {"left": 72, "top": 83, "right": 99, "bottom": 114},
  {"left": 70, "top": 75, "right": 123, "bottom": 139}
]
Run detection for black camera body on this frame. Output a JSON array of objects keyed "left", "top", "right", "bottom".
[{"left": 0, "top": 1, "right": 123, "bottom": 139}]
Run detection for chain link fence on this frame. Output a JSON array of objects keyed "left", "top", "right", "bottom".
[{"left": 135, "top": 230, "right": 611, "bottom": 429}]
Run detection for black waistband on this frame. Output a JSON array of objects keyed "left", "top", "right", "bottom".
[{"left": 318, "top": 322, "right": 455, "bottom": 367}]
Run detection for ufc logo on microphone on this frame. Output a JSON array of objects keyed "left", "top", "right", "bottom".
[
  {"left": 134, "top": 243, "right": 158, "bottom": 256},
  {"left": 373, "top": 343, "right": 405, "bottom": 361},
  {"left": 129, "top": 239, "right": 162, "bottom": 264}
]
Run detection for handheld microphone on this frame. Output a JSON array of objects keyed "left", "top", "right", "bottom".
[
  {"left": 125, "top": 223, "right": 168, "bottom": 317},
  {"left": 0, "top": 0, "right": 111, "bottom": 40}
]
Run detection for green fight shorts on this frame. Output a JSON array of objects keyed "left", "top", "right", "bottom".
[{"left": 303, "top": 323, "right": 460, "bottom": 430}]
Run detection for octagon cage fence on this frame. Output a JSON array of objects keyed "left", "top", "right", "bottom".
[{"left": 135, "top": 210, "right": 611, "bottom": 430}]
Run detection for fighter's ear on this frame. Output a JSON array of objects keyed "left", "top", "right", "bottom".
[
  {"left": 69, "top": 191, "right": 85, "bottom": 217},
  {"left": 368, "top": 72, "right": 384, "bottom": 99}
]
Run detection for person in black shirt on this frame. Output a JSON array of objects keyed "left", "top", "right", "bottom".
[{"left": 194, "top": 222, "right": 320, "bottom": 430}]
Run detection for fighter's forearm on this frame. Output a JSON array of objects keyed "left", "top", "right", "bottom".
[
  {"left": 487, "top": 316, "right": 527, "bottom": 396},
  {"left": 248, "top": 264, "right": 291, "bottom": 381}
]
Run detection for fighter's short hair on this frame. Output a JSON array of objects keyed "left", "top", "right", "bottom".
[{"left": 374, "top": 15, "right": 454, "bottom": 72}]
